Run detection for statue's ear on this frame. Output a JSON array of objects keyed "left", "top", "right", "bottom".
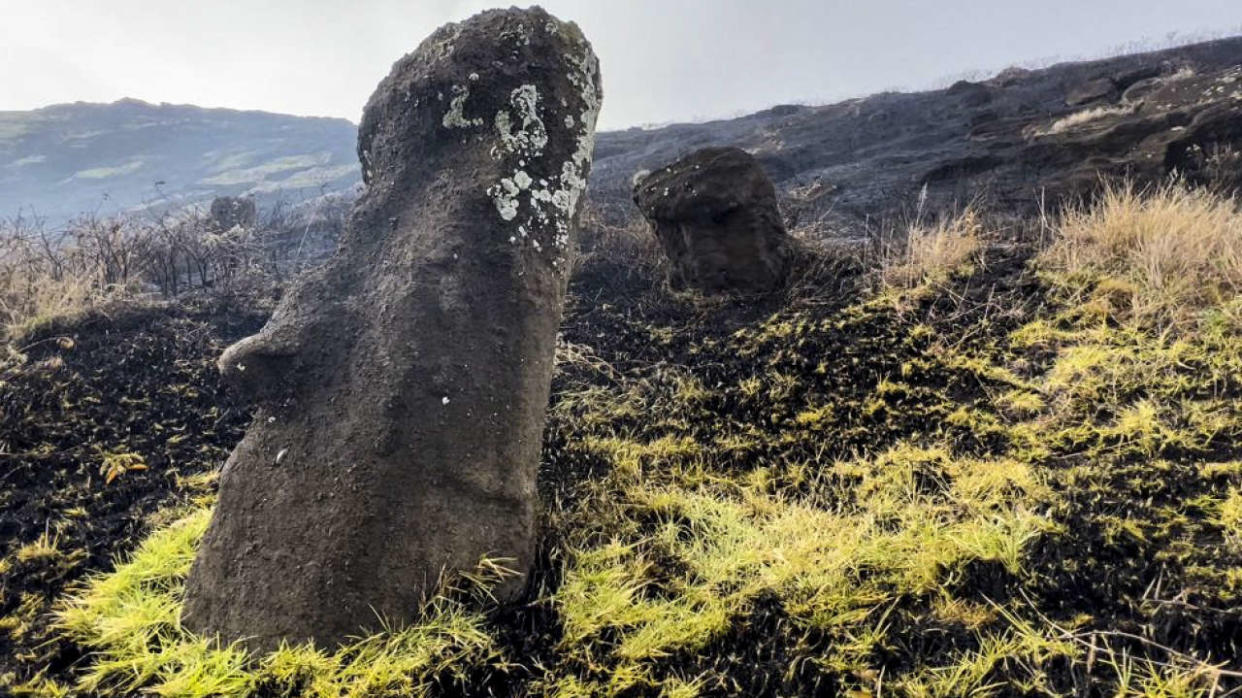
[{"left": 217, "top": 329, "right": 300, "bottom": 404}]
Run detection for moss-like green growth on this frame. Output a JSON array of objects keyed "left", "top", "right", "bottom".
[{"left": 546, "top": 443, "right": 1053, "bottom": 694}]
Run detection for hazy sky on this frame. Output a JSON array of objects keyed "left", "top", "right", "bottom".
[{"left": 3, "top": 0, "right": 1241, "bottom": 130}]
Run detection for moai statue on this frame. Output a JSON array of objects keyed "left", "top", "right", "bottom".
[
  {"left": 634, "top": 147, "right": 791, "bottom": 292},
  {"left": 182, "top": 6, "right": 602, "bottom": 651},
  {"left": 208, "top": 196, "right": 257, "bottom": 231}
]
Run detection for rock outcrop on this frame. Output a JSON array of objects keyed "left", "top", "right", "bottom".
[
  {"left": 633, "top": 147, "right": 790, "bottom": 292},
  {"left": 181, "top": 6, "right": 601, "bottom": 652}
]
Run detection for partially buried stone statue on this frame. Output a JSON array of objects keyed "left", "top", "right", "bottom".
[
  {"left": 634, "top": 146, "right": 791, "bottom": 292},
  {"left": 181, "top": 6, "right": 601, "bottom": 652}
]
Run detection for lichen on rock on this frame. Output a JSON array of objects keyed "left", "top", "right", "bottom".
[
  {"left": 484, "top": 27, "right": 602, "bottom": 271},
  {"left": 441, "top": 84, "right": 483, "bottom": 129}
]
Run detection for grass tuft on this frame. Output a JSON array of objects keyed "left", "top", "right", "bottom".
[
  {"left": 879, "top": 209, "right": 984, "bottom": 294},
  {"left": 54, "top": 508, "right": 504, "bottom": 697},
  {"left": 1039, "top": 182, "right": 1242, "bottom": 329}
]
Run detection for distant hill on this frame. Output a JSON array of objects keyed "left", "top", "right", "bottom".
[
  {"left": 0, "top": 98, "right": 360, "bottom": 224},
  {"left": 5, "top": 35, "right": 1242, "bottom": 230}
]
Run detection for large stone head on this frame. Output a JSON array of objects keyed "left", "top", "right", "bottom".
[
  {"left": 220, "top": 7, "right": 602, "bottom": 405},
  {"left": 183, "top": 7, "right": 601, "bottom": 652},
  {"left": 633, "top": 146, "right": 790, "bottom": 292}
]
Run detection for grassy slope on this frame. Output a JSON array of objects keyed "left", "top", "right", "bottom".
[{"left": 4, "top": 186, "right": 1242, "bottom": 697}]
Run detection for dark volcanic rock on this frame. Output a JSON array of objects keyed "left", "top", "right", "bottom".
[
  {"left": 181, "top": 6, "right": 602, "bottom": 652},
  {"left": 208, "top": 196, "right": 256, "bottom": 231},
  {"left": 633, "top": 147, "right": 790, "bottom": 292},
  {"left": 948, "top": 80, "right": 994, "bottom": 107},
  {"left": 1065, "top": 77, "right": 1117, "bottom": 106},
  {"left": 1022, "top": 65, "right": 1242, "bottom": 198}
]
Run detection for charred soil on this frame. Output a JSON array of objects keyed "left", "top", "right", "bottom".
[{"left": 5, "top": 216, "right": 1242, "bottom": 696}]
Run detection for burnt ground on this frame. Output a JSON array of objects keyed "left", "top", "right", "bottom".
[
  {"left": 588, "top": 36, "right": 1242, "bottom": 236},
  {"left": 0, "top": 298, "right": 266, "bottom": 680},
  {"left": 3, "top": 243, "right": 1241, "bottom": 696},
  {"left": 0, "top": 247, "right": 1009, "bottom": 692},
  {"left": 446, "top": 246, "right": 1059, "bottom": 697}
]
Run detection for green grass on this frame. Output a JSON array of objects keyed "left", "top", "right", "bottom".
[
  {"left": 547, "top": 443, "right": 1054, "bottom": 693},
  {"left": 54, "top": 509, "right": 503, "bottom": 698}
]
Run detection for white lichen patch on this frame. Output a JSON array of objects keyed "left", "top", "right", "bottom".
[
  {"left": 494, "top": 85, "right": 548, "bottom": 158},
  {"left": 442, "top": 85, "right": 483, "bottom": 129},
  {"left": 493, "top": 177, "right": 521, "bottom": 221},
  {"left": 488, "top": 84, "right": 551, "bottom": 222},
  {"left": 484, "top": 31, "right": 602, "bottom": 274}
]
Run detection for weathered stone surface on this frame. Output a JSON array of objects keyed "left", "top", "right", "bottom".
[
  {"left": 181, "top": 6, "right": 601, "bottom": 652},
  {"left": 947, "top": 80, "right": 994, "bottom": 107},
  {"left": 208, "top": 196, "right": 256, "bottom": 231},
  {"left": 633, "top": 147, "right": 790, "bottom": 292},
  {"left": 1025, "top": 65, "right": 1242, "bottom": 198},
  {"left": 1065, "top": 77, "right": 1117, "bottom": 106}
]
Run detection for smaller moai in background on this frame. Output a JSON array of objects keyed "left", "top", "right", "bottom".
[{"left": 634, "top": 146, "right": 791, "bottom": 292}]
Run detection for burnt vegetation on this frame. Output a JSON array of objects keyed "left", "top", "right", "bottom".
[
  {"left": 7, "top": 30, "right": 1242, "bottom": 693},
  {"left": 2, "top": 177, "right": 1242, "bottom": 697},
  {"left": 0, "top": 197, "right": 347, "bottom": 344}
]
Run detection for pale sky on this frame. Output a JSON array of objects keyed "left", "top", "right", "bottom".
[{"left": 2, "top": 0, "right": 1241, "bottom": 130}]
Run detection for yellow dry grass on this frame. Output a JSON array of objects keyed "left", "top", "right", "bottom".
[
  {"left": 1039, "top": 182, "right": 1242, "bottom": 329},
  {"left": 879, "top": 209, "right": 984, "bottom": 293},
  {"left": 0, "top": 264, "right": 106, "bottom": 344},
  {"left": 1042, "top": 105, "right": 1133, "bottom": 135}
]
